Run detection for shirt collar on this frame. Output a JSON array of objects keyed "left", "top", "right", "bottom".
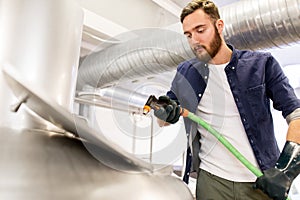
[{"left": 226, "top": 43, "right": 239, "bottom": 69}]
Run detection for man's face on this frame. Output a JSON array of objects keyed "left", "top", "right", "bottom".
[{"left": 182, "top": 9, "right": 222, "bottom": 62}]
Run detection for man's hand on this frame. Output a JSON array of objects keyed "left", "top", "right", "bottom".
[
  {"left": 153, "top": 96, "right": 181, "bottom": 124},
  {"left": 253, "top": 168, "right": 291, "bottom": 200},
  {"left": 253, "top": 141, "right": 300, "bottom": 200}
]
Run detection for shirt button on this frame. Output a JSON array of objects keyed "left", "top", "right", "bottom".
[
  {"left": 249, "top": 139, "right": 253, "bottom": 144},
  {"left": 235, "top": 98, "right": 239, "bottom": 102},
  {"left": 258, "top": 160, "right": 262, "bottom": 165},
  {"left": 204, "top": 64, "right": 208, "bottom": 67},
  {"left": 198, "top": 93, "right": 202, "bottom": 97},
  {"left": 232, "top": 67, "right": 235, "bottom": 70},
  {"left": 243, "top": 118, "right": 246, "bottom": 122},
  {"left": 204, "top": 76, "right": 208, "bottom": 79}
]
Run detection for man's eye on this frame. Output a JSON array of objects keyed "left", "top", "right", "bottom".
[
  {"left": 185, "top": 34, "right": 192, "bottom": 38},
  {"left": 197, "top": 29, "right": 204, "bottom": 33}
]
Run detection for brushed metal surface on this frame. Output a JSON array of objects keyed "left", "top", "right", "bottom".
[
  {"left": 1, "top": 66, "right": 193, "bottom": 200},
  {"left": 0, "top": 0, "right": 83, "bottom": 128},
  {"left": 1, "top": 0, "right": 83, "bottom": 110},
  {"left": 0, "top": 127, "right": 193, "bottom": 200},
  {"left": 2, "top": 67, "right": 153, "bottom": 173}
]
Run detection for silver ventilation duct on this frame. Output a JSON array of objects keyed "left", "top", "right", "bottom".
[
  {"left": 221, "top": 0, "right": 300, "bottom": 50},
  {"left": 77, "top": 28, "right": 194, "bottom": 90},
  {"left": 77, "top": 0, "right": 300, "bottom": 90}
]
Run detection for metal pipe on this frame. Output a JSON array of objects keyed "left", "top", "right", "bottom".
[
  {"left": 150, "top": 115, "right": 154, "bottom": 163},
  {"left": 76, "top": 87, "right": 150, "bottom": 114},
  {"left": 132, "top": 112, "right": 137, "bottom": 154}
]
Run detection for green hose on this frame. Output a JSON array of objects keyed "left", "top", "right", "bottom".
[
  {"left": 187, "top": 111, "right": 263, "bottom": 177},
  {"left": 186, "top": 111, "right": 291, "bottom": 200}
]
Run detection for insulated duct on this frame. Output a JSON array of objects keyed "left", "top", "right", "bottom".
[
  {"left": 77, "top": 29, "right": 194, "bottom": 89},
  {"left": 77, "top": 0, "right": 300, "bottom": 90},
  {"left": 221, "top": 0, "right": 300, "bottom": 50}
]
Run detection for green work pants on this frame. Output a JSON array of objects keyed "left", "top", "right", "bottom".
[{"left": 196, "top": 169, "right": 272, "bottom": 200}]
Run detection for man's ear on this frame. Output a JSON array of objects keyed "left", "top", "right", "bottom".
[{"left": 215, "top": 19, "right": 224, "bottom": 34}]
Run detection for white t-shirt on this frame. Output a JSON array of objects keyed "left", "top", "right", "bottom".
[{"left": 196, "top": 63, "right": 259, "bottom": 182}]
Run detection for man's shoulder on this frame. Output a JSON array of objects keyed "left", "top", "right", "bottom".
[
  {"left": 236, "top": 48, "right": 272, "bottom": 59},
  {"left": 233, "top": 48, "right": 276, "bottom": 69}
]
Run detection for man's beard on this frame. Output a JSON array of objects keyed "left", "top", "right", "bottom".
[{"left": 192, "top": 26, "right": 222, "bottom": 62}]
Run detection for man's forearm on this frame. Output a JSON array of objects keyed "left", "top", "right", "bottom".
[{"left": 286, "top": 118, "right": 300, "bottom": 143}]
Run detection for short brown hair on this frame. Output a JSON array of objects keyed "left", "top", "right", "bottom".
[{"left": 180, "top": 0, "right": 220, "bottom": 23}]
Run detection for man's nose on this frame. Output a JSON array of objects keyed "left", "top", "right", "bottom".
[{"left": 190, "top": 35, "right": 200, "bottom": 45}]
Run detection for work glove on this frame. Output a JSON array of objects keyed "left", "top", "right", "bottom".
[
  {"left": 153, "top": 95, "right": 181, "bottom": 124},
  {"left": 253, "top": 168, "right": 291, "bottom": 200},
  {"left": 253, "top": 141, "right": 300, "bottom": 200}
]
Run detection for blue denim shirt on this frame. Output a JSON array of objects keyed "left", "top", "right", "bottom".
[{"left": 167, "top": 44, "right": 300, "bottom": 181}]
